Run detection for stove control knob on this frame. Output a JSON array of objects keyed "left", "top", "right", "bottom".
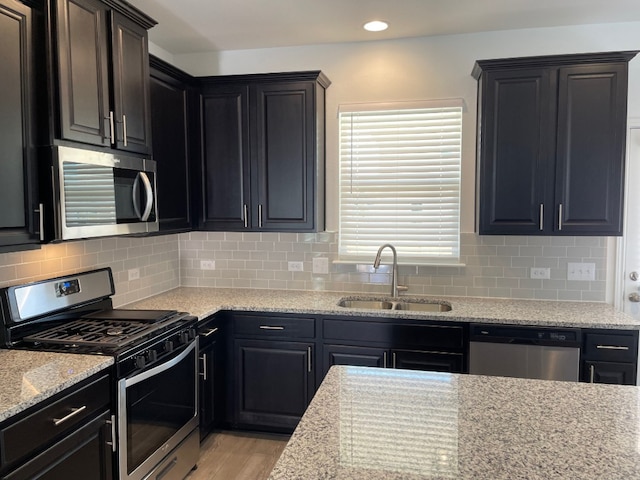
[
  {"left": 147, "top": 349, "right": 158, "bottom": 363},
  {"left": 189, "top": 328, "right": 197, "bottom": 340},
  {"left": 178, "top": 331, "right": 190, "bottom": 344},
  {"left": 134, "top": 354, "right": 146, "bottom": 369},
  {"left": 164, "top": 340, "right": 174, "bottom": 352}
]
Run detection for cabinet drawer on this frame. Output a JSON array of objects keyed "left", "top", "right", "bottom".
[
  {"left": 324, "top": 319, "right": 464, "bottom": 349},
  {"left": 233, "top": 314, "right": 315, "bottom": 339},
  {"left": 583, "top": 332, "right": 638, "bottom": 362},
  {"left": 1, "top": 374, "right": 110, "bottom": 466}
]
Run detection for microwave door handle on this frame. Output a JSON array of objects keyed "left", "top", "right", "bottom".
[
  {"left": 132, "top": 172, "right": 142, "bottom": 220},
  {"left": 139, "top": 172, "right": 154, "bottom": 221}
]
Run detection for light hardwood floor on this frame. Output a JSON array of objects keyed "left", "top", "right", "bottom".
[{"left": 186, "top": 431, "right": 290, "bottom": 480}]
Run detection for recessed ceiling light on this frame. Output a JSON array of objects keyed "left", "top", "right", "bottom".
[{"left": 363, "top": 20, "right": 389, "bottom": 32}]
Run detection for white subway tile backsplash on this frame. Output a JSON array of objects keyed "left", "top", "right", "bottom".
[{"left": 178, "top": 231, "right": 607, "bottom": 301}]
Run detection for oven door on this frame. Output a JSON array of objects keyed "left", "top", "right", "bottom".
[{"left": 117, "top": 338, "right": 198, "bottom": 480}]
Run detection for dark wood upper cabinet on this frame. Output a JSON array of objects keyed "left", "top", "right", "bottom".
[
  {"left": 199, "top": 71, "right": 330, "bottom": 232},
  {"left": 149, "top": 56, "right": 196, "bottom": 232},
  {"left": 50, "top": 0, "right": 155, "bottom": 154},
  {"left": 0, "top": 0, "right": 42, "bottom": 252},
  {"left": 473, "top": 51, "right": 637, "bottom": 236}
]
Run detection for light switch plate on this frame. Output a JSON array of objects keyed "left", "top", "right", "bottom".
[{"left": 567, "top": 262, "right": 595, "bottom": 281}]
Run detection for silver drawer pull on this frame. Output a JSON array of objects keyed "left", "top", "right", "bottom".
[
  {"left": 201, "top": 327, "right": 218, "bottom": 337},
  {"left": 259, "top": 325, "right": 285, "bottom": 330},
  {"left": 596, "top": 345, "right": 630, "bottom": 351},
  {"left": 53, "top": 405, "right": 87, "bottom": 426}
]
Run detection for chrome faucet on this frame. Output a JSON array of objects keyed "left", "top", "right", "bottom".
[{"left": 373, "top": 244, "right": 407, "bottom": 298}]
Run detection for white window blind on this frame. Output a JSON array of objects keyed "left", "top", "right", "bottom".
[{"left": 338, "top": 100, "right": 462, "bottom": 264}]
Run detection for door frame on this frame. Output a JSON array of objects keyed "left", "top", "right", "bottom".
[{"left": 613, "top": 116, "right": 640, "bottom": 310}]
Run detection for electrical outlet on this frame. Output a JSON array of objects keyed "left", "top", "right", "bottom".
[
  {"left": 567, "top": 262, "right": 596, "bottom": 281},
  {"left": 312, "top": 257, "right": 329, "bottom": 274},
  {"left": 128, "top": 268, "right": 140, "bottom": 281},
  {"left": 530, "top": 267, "right": 550, "bottom": 279},
  {"left": 288, "top": 261, "right": 304, "bottom": 272},
  {"left": 200, "top": 260, "right": 216, "bottom": 270}
]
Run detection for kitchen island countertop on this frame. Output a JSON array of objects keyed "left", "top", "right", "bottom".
[
  {"left": 0, "top": 350, "right": 113, "bottom": 423},
  {"left": 125, "top": 286, "right": 640, "bottom": 329},
  {"left": 269, "top": 365, "right": 640, "bottom": 479}
]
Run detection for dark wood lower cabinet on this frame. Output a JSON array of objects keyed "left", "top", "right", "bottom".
[
  {"left": 392, "top": 349, "right": 464, "bottom": 373},
  {"left": 582, "top": 360, "right": 636, "bottom": 385},
  {"left": 323, "top": 344, "right": 386, "bottom": 375},
  {"left": 4, "top": 411, "right": 113, "bottom": 480},
  {"left": 234, "top": 339, "right": 314, "bottom": 432}
]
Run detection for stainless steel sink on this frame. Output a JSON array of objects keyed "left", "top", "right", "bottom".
[
  {"left": 394, "top": 302, "right": 451, "bottom": 312},
  {"left": 337, "top": 299, "right": 394, "bottom": 310},
  {"left": 338, "top": 297, "right": 451, "bottom": 312}
]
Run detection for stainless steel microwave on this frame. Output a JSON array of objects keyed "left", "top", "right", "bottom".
[{"left": 49, "top": 146, "right": 159, "bottom": 240}]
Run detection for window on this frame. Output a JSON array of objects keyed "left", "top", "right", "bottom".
[{"left": 338, "top": 100, "right": 463, "bottom": 264}]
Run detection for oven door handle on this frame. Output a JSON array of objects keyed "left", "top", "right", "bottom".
[{"left": 123, "top": 338, "right": 197, "bottom": 388}]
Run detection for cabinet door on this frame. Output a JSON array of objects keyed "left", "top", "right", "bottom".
[
  {"left": 4, "top": 411, "right": 113, "bottom": 480},
  {"left": 200, "top": 85, "right": 251, "bottom": 230},
  {"left": 55, "top": 0, "right": 111, "bottom": 147},
  {"left": 477, "top": 68, "right": 555, "bottom": 234},
  {"left": 323, "top": 344, "right": 387, "bottom": 376},
  {"left": 0, "top": 0, "right": 40, "bottom": 251},
  {"left": 392, "top": 349, "right": 464, "bottom": 373},
  {"left": 582, "top": 361, "right": 636, "bottom": 385},
  {"left": 150, "top": 60, "right": 193, "bottom": 232},
  {"left": 252, "top": 81, "right": 317, "bottom": 231},
  {"left": 555, "top": 63, "right": 628, "bottom": 235},
  {"left": 234, "top": 339, "right": 314, "bottom": 431},
  {"left": 110, "top": 11, "right": 151, "bottom": 154}
]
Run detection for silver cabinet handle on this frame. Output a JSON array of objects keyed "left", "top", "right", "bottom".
[
  {"left": 107, "top": 111, "right": 115, "bottom": 144},
  {"left": 590, "top": 364, "right": 595, "bottom": 383},
  {"left": 596, "top": 345, "right": 630, "bottom": 351},
  {"left": 243, "top": 204, "right": 248, "bottom": 228},
  {"left": 199, "top": 353, "right": 208, "bottom": 381},
  {"left": 122, "top": 114, "right": 128, "bottom": 146},
  {"left": 106, "top": 414, "right": 116, "bottom": 452},
  {"left": 36, "top": 203, "right": 44, "bottom": 241},
  {"left": 383, "top": 351, "right": 387, "bottom": 368},
  {"left": 258, "top": 204, "right": 263, "bottom": 228},
  {"left": 558, "top": 204, "right": 563, "bottom": 231},
  {"left": 53, "top": 405, "right": 87, "bottom": 426},
  {"left": 539, "top": 204, "right": 544, "bottom": 231},
  {"left": 259, "top": 325, "right": 284, "bottom": 330},
  {"left": 392, "top": 352, "right": 397, "bottom": 369},
  {"left": 307, "top": 346, "right": 312, "bottom": 373},
  {"left": 201, "top": 327, "right": 218, "bottom": 337}
]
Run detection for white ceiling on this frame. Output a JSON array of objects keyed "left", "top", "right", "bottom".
[{"left": 127, "top": 0, "right": 640, "bottom": 55}]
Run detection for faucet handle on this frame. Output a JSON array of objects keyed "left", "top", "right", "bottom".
[{"left": 396, "top": 285, "right": 409, "bottom": 294}]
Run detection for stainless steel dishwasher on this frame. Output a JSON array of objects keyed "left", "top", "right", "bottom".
[{"left": 469, "top": 324, "right": 581, "bottom": 381}]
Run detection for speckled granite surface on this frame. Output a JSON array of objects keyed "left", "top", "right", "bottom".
[
  {"left": 270, "top": 365, "right": 640, "bottom": 479},
  {"left": 125, "top": 287, "right": 640, "bottom": 329},
  {"left": 0, "top": 350, "right": 113, "bottom": 423}
]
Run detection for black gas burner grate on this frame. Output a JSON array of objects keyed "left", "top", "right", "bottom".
[{"left": 24, "top": 319, "right": 160, "bottom": 348}]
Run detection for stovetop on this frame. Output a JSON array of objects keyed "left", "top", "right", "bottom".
[{"left": 21, "top": 309, "right": 193, "bottom": 353}]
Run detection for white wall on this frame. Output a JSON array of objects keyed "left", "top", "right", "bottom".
[{"left": 171, "top": 22, "right": 640, "bottom": 234}]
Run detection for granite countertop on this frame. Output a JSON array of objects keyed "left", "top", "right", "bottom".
[
  {"left": 0, "top": 350, "right": 113, "bottom": 423},
  {"left": 125, "top": 286, "right": 640, "bottom": 329},
  {"left": 270, "top": 365, "right": 640, "bottom": 479}
]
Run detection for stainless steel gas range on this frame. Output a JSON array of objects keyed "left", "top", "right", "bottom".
[{"left": 0, "top": 268, "right": 199, "bottom": 480}]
